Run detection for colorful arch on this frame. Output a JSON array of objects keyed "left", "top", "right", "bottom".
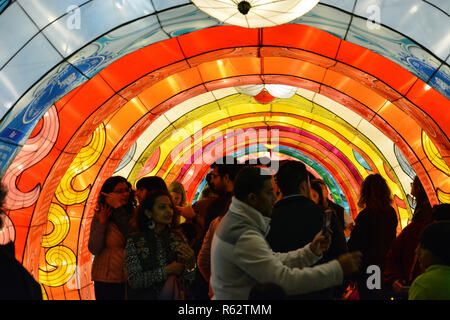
[{"left": 0, "top": 1, "right": 448, "bottom": 300}]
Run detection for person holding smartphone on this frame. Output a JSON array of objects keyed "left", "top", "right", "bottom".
[
  {"left": 88, "top": 176, "right": 137, "bottom": 300},
  {"left": 267, "top": 161, "right": 348, "bottom": 299},
  {"left": 211, "top": 166, "right": 362, "bottom": 300}
]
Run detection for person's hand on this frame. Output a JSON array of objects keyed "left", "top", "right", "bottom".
[
  {"left": 96, "top": 203, "right": 112, "bottom": 224},
  {"left": 177, "top": 206, "right": 196, "bottom": 219},
  {"left": 337, "top": 251, "right": 362, "bottom": 277},
  {"left": 165, "top": 261, "right": 185, "bottom": 276},
  {"left": 392, "top": 279, "right": 409, "bottom": 294},
  {"left": 102, "top": 192, "right": 127, "bottom": 209},
  {"left": 310, "top": 230, "right": 331, "bottom": 256},
  {"left": 177, "top": 244, "right": 195, "bottom": 269}
]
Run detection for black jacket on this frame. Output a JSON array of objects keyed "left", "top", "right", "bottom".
[
  {"left": 266, "top": 195, "right": 348, "bottom": 299},
  {"left": 347, "top": 206, "right": 398, "bottom": 299},
  {"left": 347, "top": 206, "right": 398, "bottom": 271},
  {"left": 267, "top": 195, "right": 347, "bottom": 257},
  {"left": 0, "top": 242, "right": 42, "bottom": 300},
  {"left": 328, "top": 200, "right": 346, "bottom": 230}
]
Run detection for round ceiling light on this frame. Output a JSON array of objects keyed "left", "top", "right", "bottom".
[{"left": 192, "top": 0, "right": 320, "bottom": 28}]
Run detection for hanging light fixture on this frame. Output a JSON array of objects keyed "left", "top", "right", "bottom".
[
  {"left": 192, "top": 0, "right": 320, "bottom": 28},
  {"left": 253, "top": 89, "right": 275, "bottom": 104},
  {"left": 236, "top": 84, "right": 297, "bottom": 104}
]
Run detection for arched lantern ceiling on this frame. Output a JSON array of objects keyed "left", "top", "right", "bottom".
[{"left": 0, "top": 0, "right": 448, "bottom": 300}]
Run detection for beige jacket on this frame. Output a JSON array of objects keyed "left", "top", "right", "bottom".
[{"left": 89, "top": 218, "right": 127, "bottom": 283}]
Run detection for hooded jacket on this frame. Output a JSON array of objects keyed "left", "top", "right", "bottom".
[{"left": 210, "top": 197, "right": 344, "bottom": 300}]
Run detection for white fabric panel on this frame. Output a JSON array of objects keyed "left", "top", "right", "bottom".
[
  {"left": 0, "top": 33, "right": 61, "bottom": 113},
  {"left": 421, "top": 0, "right": 450, "bottom": 15},
  {"left": 0, "top": 3, "right": 38, "bottom": 68},
  {"left": 354, "top": 0, "right": 450, "bottom": 60},
  {"left": 319, "top": 0, "right": 356, "bottom": 12},
  {"left": 312, "top": 93, "right": 361, "bottom": 128},
  {"left": 17, "top": 0, "right": 90, "bottom": 29},
  {"left": 42, "top": 0, "right": 155, "bottom": 57},
  {"left": 294, "top": 3, "right": 352, "bottom": 39},
  {"left": 152, "top": 0, "right": 190, "bottom": 11}
]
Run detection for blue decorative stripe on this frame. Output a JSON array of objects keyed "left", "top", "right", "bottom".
[
  {"left": 352, "top": 149, "right": 372, "bottom": 171},
  {"left": 0, "top": 0, "right": 11, "bottom": 15},
  {"left": 394, "top": 144, "right": 416, "bottom": 180},
  {"left": 114, "top": 142, "right": 137, "bottom": 173}
]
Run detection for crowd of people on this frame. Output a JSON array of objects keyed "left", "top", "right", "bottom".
[{"left": 0, "top": 157, "right": 449, "bottom": 300}]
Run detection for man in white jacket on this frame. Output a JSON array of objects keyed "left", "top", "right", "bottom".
[{"left": 210, "top": 166, "right": 362, "bottom": 300}]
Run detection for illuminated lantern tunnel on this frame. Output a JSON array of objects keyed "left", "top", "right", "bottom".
[{"left": 0, "top": 1, "right": 448, "bottom": 299}]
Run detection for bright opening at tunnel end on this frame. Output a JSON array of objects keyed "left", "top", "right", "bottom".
[{"left": 170, "top": 121, "right": 280, "bottom": 175}]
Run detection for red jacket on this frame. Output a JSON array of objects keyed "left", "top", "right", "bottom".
[{"left": 383, "top": 220, "right": 429, "bottom": 288}]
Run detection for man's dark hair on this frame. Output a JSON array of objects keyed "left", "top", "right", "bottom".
[
  {"left": 234, "top": 166, "right": 271, "bottom": 202},
  {"left": 211, "top": 156, "right": 244, "bottom": 182},
  {"left": 274, "top": 160, "right": 308, "bottom": 196},
  {"left": 136, "top": 176, "right": 169, "bottom": 193},
  {"left": 419, "top": 221, "right": 450, "bottom": 266},
  {"left": 433, "top": 204, "right": 450, "bottom": 221}
]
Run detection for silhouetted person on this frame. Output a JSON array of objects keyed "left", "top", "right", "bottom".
[
  {"left": 311, "top": 179, "right": 354, "bottom": 232},
  {"left": 0, "top": 182, "right": 42, "bottom": 300},
  {"left": 266, "top": 160, "right": 348, "bottom": 299},
  {"left": 409, "top": 221, "right": 450, "bottom": 300},
  {"left": 384, "top": 176, "right": 433, "bottom": 299},
  {"left": 432, "top": 203, "right": 450, "bottom": 222},
  {"left": 195, "top": 157, "right": 245, "bottom": 298},
  {"left": 135, "top": 176, "right": 169, "bottom": 204},
  {"left": 125, "top": 190, "right": 195, "bottom": 300},
  {"left": 348, "top": 174, "right": 398, "bottom": 300},
  {"left": 88, "top": 176, "right": 136, "bottom": 300},
  {"left": 210, "top": 166, "right": 362, "bottom": 299}
]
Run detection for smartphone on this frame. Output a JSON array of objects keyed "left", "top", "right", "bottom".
[{"left": 322, "top": 209, "right": 332, "bottom": 239}]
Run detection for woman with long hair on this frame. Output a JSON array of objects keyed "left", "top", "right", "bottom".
[
  {"left": 88, "top": 176, "right": 136, "bottom": 300},
  {"left": 347, "top": 174, "right": 398, "bottom": 300},
  {"left": 168, "top": 181, "right": 187, "bottom": 207},
  {"left": 125, "top": 189, "right": 196, "bottom": 300},
  {"left": 310, "top": 180, "right": 326, "bottom": 209},
  {"left": 383, "top": 176, "right": 433, "bottom": 299},
  {"left": 410, "top": 175, "right": 433, "bottom": 223},
  {"left": 168, "top": 181, "right": 199, "bottom": 224}
]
